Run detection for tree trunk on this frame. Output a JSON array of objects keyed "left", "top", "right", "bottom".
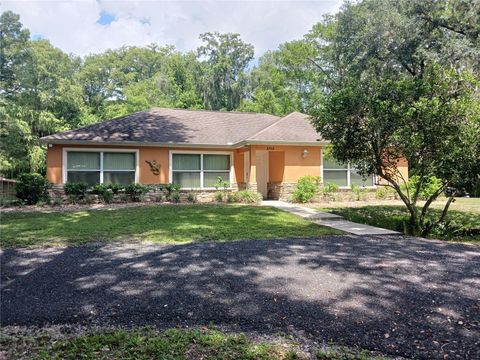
[{"left": 421, "top": 194, "right": 456, "bottom": 237}]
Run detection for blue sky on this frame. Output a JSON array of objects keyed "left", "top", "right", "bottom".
[
  {"left": 3, "top": 0, "right": 343, "bottom": 58},
  {"left": 97, "top": 10, "right": 116, "bottom": 25}
]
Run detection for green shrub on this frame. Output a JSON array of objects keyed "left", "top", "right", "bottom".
[
  {"left": 106, "top": 183, "right": 123, "bottom": 194},
  {"left": 419, "top": 176, "right": 444, "bottom": 200},
  {"left": 15, "top": 173, "right": 50, "bottom": 205},
  {"left": 233, "top": 190, "right": 262, "bottom": 204},
  {"left": 291, "top": 175, "right": 321, "bottom": 203},
  {"left": 64, "top": 182, "right": 88, "bottom": 203},
  {"left": 155, "top": 193, "right": 165, "bottom": 202},
  {"left": 165, "top": 183, "right": 181, "bottom": 201},
  {"left": 375, "top": 186, "right": 397, "bottom": 200},
  {"left": 226, "top": 193, "right": 235, "bottom": 203},
  {"left": 214, "top": 177, "right": 229, "bottom": 191},
  {"left": 214, "top": 191, "right": 224, "bottom": 202},
  {"left": 375, "top": 187, "right": 385, "bottom": 200},
  {"left": 186, "top": 192, "right": 197, "bottom": 203},
  {"left": 214, "top": 177, "right": 230, "bottom": 201},
  {"left": 404, "top": 175, "right": 444, "bottom": 201},
  {"left": 91, "top": 183, "right": 107, "bottom": 194},
  {"left": 124, "top": 183, "right": 149, "bottom": 202},
  {"left": 165, "top": 183, "right": 181, "bottom": 193},
  {"left": 350, "top": 184, "right": 367, "bottom": 201},
  {"left": 170, "top": 191, "right": 181, "bottom": 203},
  {"left": 321, "top": 182, "right": 339, "bottom": 201},
  {"left": 91, "top": 184, "right": 114, "bottom": 204}
]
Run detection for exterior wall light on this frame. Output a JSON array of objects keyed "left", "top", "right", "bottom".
[{"left": 302, "top": 149, "right": 309, "bottom": 158}]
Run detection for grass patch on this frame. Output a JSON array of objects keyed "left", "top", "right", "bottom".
[
  {"left": 0, "top": 204, "right": 342, "bottom": 248},
  {"left": 317, "top": 345, "right": 390, "bottom": 360},
  {"left": 0, "top": 327, "right": 393, "bottom": 360},
  {"left": 320, "top": 198, "right": 480, "bottom": 242},
  {"left": 430, "top": 197, "right": 480, "bottom": 214},
  {"left": 0, "top": 327, "right": 304, "bottom": 360}
]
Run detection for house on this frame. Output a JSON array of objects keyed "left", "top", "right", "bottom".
[{"left": 40, "top": 108, "right": 408, "bottom": 200}]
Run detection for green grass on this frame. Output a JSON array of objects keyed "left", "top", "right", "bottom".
[
  {"left": 320, "top": 198, "right": 480, "bottom": 243},
  {"left": 317, "top": 346, "right": 390, "bottom": 360},
  {"left": 0, "top": 327, "right": 391, "bottom": 360},
  {"left": 0, "top": 204, "right": 342, "bottom": 248},
  {"left": 0, "top": 328, "right": 303, "bottom": 360},
  {"left": 430, "top": 197, "right": 480, "bottom": 214}
]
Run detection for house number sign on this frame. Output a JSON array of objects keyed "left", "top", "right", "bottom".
[{"left": 266, "top": 146, "right": 275, "bottom": 150}]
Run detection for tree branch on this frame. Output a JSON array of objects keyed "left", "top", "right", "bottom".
[
  {"left": 376, "top": 161, "right": 417, "bottom": 229},
  {"left": 307, "top": 57, "right": 338, "bottom": 87},
  {"left": 421, "top": 191, "right": 456, "bottom": 237},
  {"left": 419, "top": 15, "right": 467, "bottom": 36},
  {"left": 419, "top": 184, "right": 448, "bottom": 228}
]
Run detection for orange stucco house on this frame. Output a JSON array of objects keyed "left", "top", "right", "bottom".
[{"left": 40, "top": 108, "right": 408, "bottom": 199}]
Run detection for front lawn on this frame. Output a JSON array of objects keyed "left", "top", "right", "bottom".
[
  {"left": 319, "top": 198, "right": 480, "bottom": 243},
  {"left": 0, "top": 327, "right": 390, "bottom": 360},
  {"left": 0, "top": 204, "right": 341, "bottom": 248}
]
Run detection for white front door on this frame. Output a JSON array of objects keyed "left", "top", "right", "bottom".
[{"left": 256, "top": 150, "right": 268, "bottom": 199}]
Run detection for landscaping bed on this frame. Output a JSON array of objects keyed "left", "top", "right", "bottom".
[
  {"left": 0, "top": 204, "right": 341, "bottom": 248},
  {"left": 0, "top": 201, "right": 160, "bottom": 214}
]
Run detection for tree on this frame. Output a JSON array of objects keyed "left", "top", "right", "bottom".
[
  {"left": 239, "top": 51, "right": 303, "bottom": 115},
  {"left": 240, "top": 33, "right": 333, "bottom": 116},
  {"left": 0, "top": 11, "right": 30, "bottom": 97},
  {"left": 309, "top": 0, "right": 480, "bottom": 236},
  {"left": 0, "top": 13, "right": 90, "bottom": 176},
  {"left": 197, "top": 32, "right": 254, "bottom": 110},
  {"left": 78, "top": 45, "right": 204, "bottom": 119}
]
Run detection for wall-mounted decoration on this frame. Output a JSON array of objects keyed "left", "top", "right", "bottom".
[{"left": 145, "top": 160, "right": 160, "bottom": 176}]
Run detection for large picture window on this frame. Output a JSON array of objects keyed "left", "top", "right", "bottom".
[
  {"left": 322, "top": 152, "right": 374, "bottom": 187},
  {"left": 66, "top": 150, "right": 136, "bottom": 185},
  {"left": 171, "top": 153, "right": 231, "bottom": 189}
]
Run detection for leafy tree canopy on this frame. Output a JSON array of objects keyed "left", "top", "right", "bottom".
[{"left": 309, "top": 0, "right": 480, "bottom": 235}]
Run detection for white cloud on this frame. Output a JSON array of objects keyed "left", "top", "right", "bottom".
[{"left": 2, "top": 0, "right": 342, "bottom": 57}]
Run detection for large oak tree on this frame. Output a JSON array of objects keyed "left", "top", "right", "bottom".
[{"left": 309, "top": 0, "right": 480, "bottom": 236}]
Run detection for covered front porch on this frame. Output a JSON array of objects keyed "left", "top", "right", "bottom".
[{"left": 235, "top": 144, "right": 322, "bottom": 200}]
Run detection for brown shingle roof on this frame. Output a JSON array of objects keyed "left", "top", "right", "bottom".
[
  {"left": 41, "top": 108, "right": 324, "bottom": 146},
  {"left": 247, "top": 112, "right": 323, "bottom": 143}
]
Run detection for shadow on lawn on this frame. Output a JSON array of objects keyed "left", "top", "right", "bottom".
[
  {"left": 0, "top": 205, "right": 331, "bottom": 247},
  {"left": 329, "top": 205, "right": 480, "bottom": 242},
  {"left": 1, "top": 236, "right": 479, "bottom": 359}
]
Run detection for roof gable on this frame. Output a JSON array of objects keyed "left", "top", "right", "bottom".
[{"left": 247, "top": 112, "right": 323, "bottom": 143}]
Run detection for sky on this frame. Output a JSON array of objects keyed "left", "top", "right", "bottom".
[{"left": 2, "top": 0, "right": 343, "bottom": 58}]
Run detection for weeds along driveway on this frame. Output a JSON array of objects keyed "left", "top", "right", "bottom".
[{"left": 1, "top": 235, "right": 479, "bottom": 359}]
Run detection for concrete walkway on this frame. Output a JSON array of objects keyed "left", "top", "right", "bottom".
[{"left": 262, "top": 200, "right": 399, "bottom": 235}]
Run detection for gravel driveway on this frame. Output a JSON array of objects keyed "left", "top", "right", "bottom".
[{"left": 1, "top": 235, "right": 479, "bottom": 359}]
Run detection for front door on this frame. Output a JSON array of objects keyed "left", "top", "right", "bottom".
[{"left": 256, "top": 150, "right": 268, "bottom": 199}]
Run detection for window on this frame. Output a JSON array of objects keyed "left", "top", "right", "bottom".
[
  {"left": 103, "top": 152, "right": 136, "bottom": 184},
  {"left": 66, "top": 150, "right": 136, "bottom": 185},
  {"left": 67, "top": 152, "right": 100, "bottom": 185},
  {"left": 322, "top": 152, "right": 374, "bottom": 187},
  {"left": 171, "top": 153, "right": 231, "bottom": 189}
]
